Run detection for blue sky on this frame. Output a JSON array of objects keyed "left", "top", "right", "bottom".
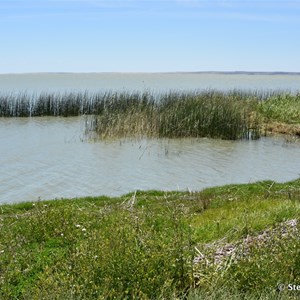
[{"left": 1, "top": 0, "right": 300, "bottom": 73}]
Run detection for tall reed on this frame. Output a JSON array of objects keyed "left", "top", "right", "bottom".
[
  {"left": 89, "top": 90, "right": 261, "bottom": 140},
  {"left": 0, "top": 92, "right": 96, "bottom": 117},
  {"left": 2, "top": 89, "right": 298, "bottom": 139}
]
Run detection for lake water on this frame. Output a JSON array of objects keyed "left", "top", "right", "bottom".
[
  {"left": 0, "top": 73, "right": 300, "bottom": 204},
  {"left": 1, "top": 72, "right": 300, "bottom": 94}
]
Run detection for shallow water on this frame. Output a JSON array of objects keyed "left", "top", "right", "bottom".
[
  {"left": 1, "top": 73, "right": 300, "bottom": 204},
  {"left": 1, "top": 116, "right": 299, "bottom": 204}
]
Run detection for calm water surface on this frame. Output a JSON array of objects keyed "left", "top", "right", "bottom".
[
  {"left": 0, "top": 117, "right": 299, "bottom": 204},
  {"left": 1, "top": 72, "right": 300, "bottom": 93},
  {"left": 1, "top": 73, "right": 300, "bottom": 204}
]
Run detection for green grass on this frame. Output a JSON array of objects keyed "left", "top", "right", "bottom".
[
  {"left": 257, "top": 93, "right": 300, "bottom": 136},
  {"left": 1, "top": 179, "right": 300, "bottom": 299},
  {"left": 258, "top": 93, "right": 300, "bottom": 124}
]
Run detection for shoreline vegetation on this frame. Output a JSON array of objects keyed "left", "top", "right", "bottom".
[
  {"left": 1, "top": 90, "right": 299, "bottom": 139},
  {"left": 1, "top": 90, "right": 299, "bottom": 298},
  {"left": 1, "top": 179, "right": 300, "bottom": 299}
]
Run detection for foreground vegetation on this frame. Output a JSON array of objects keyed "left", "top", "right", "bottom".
[
  {"left": 1, "top": 90, "right": 299, "bottom": 139},
  {"left": 1, "top": 179, "right": 300, "bottom": 299}
]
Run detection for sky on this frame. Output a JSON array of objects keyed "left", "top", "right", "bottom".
[{"left": 1, "top": 0, "right": 300, "bottom": 73}]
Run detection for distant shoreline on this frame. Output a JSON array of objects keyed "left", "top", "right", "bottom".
[{"left": 1, "top": 71, "right": 300, "bottom": 76}]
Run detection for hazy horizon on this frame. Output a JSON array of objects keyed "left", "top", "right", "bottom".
[{"left": 1, "top": 71, "right": 300, "bottom": 75}]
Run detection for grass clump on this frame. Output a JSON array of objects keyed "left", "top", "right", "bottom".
[
  {"left": 91, "top": 90, "right": 260, "bottom": 140},
  {"left": 258, "top": 92, "right": 300, "bottom": 136},
  {"left": 0, "top": 179, "right": 300, "bottom": 299},
  {"left": 258, "top": 93, "right": 300, "bottom": 124}
]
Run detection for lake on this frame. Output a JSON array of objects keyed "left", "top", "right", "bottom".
[
  {"left": 0, "top": 73, "right": 299, "bottom": 204},
  {"left": 1, "top": 72, "right": 300, "bottom": 94}
]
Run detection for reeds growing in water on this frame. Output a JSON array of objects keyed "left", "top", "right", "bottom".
[
  {"left": 0, "top": 92, "right": 104, "bottom": 117},
  {"left": 87, "top": 90, "right": 262, "bottom": 140},
  {"left": 1, "top": 90, "right": 298, "bottom": 140}
]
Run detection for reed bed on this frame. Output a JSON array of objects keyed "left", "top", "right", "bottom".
[
  {"left": 1, "top": 90, "right": 299, "bottom": 139},
  {"left": 89, "top": 90, "right": 261, "bottom": 140},
  {"left": 0, "top": 92, "right": 101, "bottom": 117}
]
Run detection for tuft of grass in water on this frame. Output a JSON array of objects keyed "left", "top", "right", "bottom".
[
  {"left": 89, "top": 90, "right": 261, "bottom": 140},
  {"left": 0, "top": 179, "right": 300, "bottom": 299},
  {"left": 158, "top": 90, "right": 258, "bottom": 140}
]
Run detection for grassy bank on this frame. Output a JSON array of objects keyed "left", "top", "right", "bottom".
[
  {"left": 1, "top": 179, "right": 300, "bottom": 299},
  {"left": 1, "top": 90, "right": 299, "bottom": 139},
  {"left": 258, "top": 93, "right": 300, "bottom": 136}
]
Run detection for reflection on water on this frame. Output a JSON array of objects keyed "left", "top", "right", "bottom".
[{"left": 0, "top": 117, "right": 299, "bottom": 204}]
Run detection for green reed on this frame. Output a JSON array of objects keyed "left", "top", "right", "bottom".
[
  {"left": 0, "top": 92, "right": 96, "bottom": 117},
  {"left": 90, "top": 90, "right": 261, "bottom": 140},
  {"left": 1, "top": 89, "right": 299, "bottom": 140}
]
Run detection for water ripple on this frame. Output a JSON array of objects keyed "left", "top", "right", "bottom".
[{"left": 0, "top": 117, "right": 300, "bottom": 204}]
